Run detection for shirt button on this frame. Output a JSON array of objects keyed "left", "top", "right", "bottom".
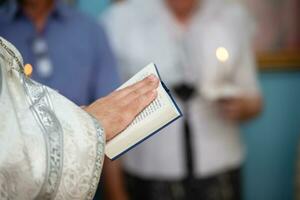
[{"left": 36, "top": 58, "right": 53, "bottom": 78}]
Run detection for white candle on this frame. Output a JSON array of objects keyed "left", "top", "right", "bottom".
[{"left": 216, "top": 46, "right": 231, "bottom": 80}]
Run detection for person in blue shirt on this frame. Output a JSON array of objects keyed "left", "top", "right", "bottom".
[
  {"left": 0, "top": 0, "right": 119, "bottom": 106},
  {"left": 0, "top": 1, "right": 119, "bottom": 199}
]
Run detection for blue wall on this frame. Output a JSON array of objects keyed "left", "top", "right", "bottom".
[
  {"left": 75, "top": 2, "right": 300, "bottom": 199},
  {"left": 243, "top": 71, "right": 300, "bottom": 200}
]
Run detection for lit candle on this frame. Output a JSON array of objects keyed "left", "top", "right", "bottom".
[
  {"left": 214, "top": 46, "right": 241, "bottom": 99},
  {"left": 215, "top": 46, "right": 231, "bottom": 79}
]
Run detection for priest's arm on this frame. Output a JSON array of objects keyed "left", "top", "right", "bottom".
[{"left": 0, "top": 37, "right": 158, "bottom": 200}]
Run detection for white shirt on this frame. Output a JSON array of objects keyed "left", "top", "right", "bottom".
[{"left": 103, "top": 0, "right": 259, "bottom": 179}]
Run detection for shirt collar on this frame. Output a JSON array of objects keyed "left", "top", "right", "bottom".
[{"left": 1, "top": 0, "right": 71, "bottom": 23}]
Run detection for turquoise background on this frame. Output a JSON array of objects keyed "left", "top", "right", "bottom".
[
  {"left": 77, "top": 0, "right": 110, "bottom": 18},
  {"left": 243, "top": 71, "right": 300, "bottom": 200},
  {"left": 76, "top": 2, "right": 300, "bottom": 200}
]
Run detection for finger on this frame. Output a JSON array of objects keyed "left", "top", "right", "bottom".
[
  {"left": 121, "top": 75, "right": 158, "bottom": 97},
  {"left": 223, "top": 111, "right": 239, "bottom": 120},
  {"left": 123, "top": 78, "right": 159, "bottom": 104},
  {"left": 221, "top": 105, "right": 239, "bottom": 115},
  {"left": 220, "top": 103, "right": 241, "bottom": 120},
  {"left": 126, "top": 89, "right": 158, "bottom": 120},
  {"left": 114, "top": 75, "right": 159, "bottom": 98}
]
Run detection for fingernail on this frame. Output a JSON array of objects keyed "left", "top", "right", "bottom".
[{"left": 147, "top": 74, "right": 157, "bottom": 82}]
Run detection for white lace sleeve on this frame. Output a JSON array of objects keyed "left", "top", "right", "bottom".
[{"left": 0, "top": 37, "right": 105, "bottom": 200}]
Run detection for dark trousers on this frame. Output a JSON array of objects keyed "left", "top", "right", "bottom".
[{"left": 125, "top": 168, "right": 241, "bottom": 200}]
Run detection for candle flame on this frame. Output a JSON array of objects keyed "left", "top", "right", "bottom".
[
  {"left": 216, "top": 47, "right": 229, "bottom": 63},
  {"left": 24, "top": 64, "right": 33, "bottom": 77}
]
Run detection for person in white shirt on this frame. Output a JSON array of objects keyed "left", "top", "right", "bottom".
[{"left": 102, "top": 0, "right": 262, "bottom": 199}]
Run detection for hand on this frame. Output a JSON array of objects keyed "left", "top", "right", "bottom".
[
  {"left": 217, "top": 96, "right": 262, "bottom": 121},
  {"left": 84, "top": 75, "right": 159, "bottom": 141}
]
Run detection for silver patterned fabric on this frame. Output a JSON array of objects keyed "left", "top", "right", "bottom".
[
  {"left": 0, "top": 37, "right": 105, "bottom": 200},
  {"left": 0, "top": 60, "right": 2, "bottom": 95},
  {"left": 23, "top": 77, "right": 64, "bottom": 200}
]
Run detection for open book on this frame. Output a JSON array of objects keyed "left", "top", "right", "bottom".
[{"left": 105, "top": 63, "right": 182, "bottom": 160}]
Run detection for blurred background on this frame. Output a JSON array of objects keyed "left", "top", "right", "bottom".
[{"left": 1, "top": 0, "right": 300, "bottom": 200}]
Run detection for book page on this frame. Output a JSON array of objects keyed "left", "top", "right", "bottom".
[{"left": 130, "top": 94, "right": 163, "bottom": 126}]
